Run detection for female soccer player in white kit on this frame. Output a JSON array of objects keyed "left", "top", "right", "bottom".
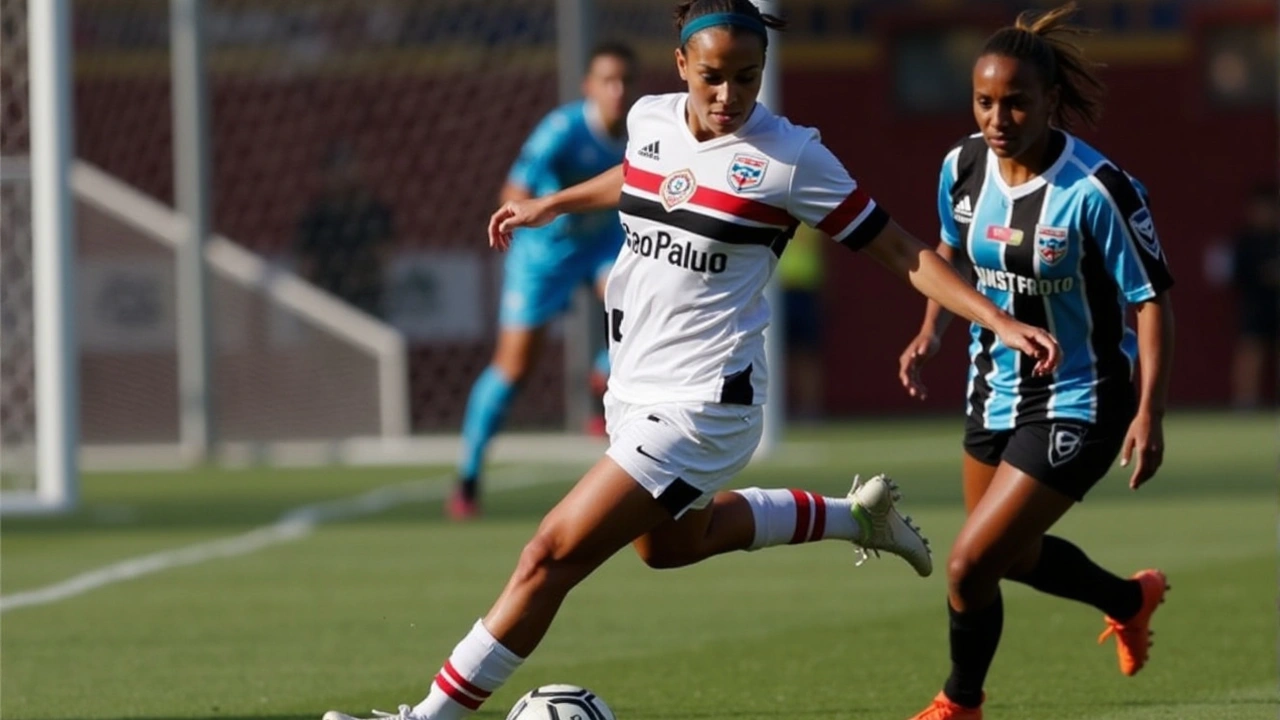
[{"left": 323, "top": 2, "right": 1060, "bottom": 719}]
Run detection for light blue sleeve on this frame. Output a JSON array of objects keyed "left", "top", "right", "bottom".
[
  {"left": 507, "top": 108, "right": 574, "bottom": 192},
  {"left": 1083, "top": 171, "right": 1174, "bottom": 304},
  {"left": 938, "top": 150, "right": 961, "bottom": 248}
]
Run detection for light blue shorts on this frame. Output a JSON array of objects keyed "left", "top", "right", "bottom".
[{"left": 499, "top": 236, "right": 620, "bottom": 328}]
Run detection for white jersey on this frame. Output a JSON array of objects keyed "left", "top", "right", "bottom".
[{"left": 605, "top": 93, "right": 890, "bottom": 406}]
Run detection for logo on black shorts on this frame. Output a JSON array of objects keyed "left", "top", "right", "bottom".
[{"left": 1048, "top": 424, "right": 1086, "bottom": 468}]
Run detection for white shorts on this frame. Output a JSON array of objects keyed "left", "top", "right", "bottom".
[{"left": 604, "top": 393, "right": 763, "bottom": 518}]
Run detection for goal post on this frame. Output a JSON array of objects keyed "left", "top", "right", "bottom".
[
  {"left": 0, "top": 0, "right": 79, "bottom": 516},
  {"left": 756, "top": 0, "right": 785, "bottom": 459},
  {"left": 2, "top": 0, "right": 789, "bottom": 518}
]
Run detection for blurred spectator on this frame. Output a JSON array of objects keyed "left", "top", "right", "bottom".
[
  {"left": 295, "top": 143, "right": 394, "bottom": 317},
  {"left": 1228, "top": 184, "right": 1279, "bottom": 409},
  {"left": 778, "top": 223, "right": 826, "bottom": 421}
]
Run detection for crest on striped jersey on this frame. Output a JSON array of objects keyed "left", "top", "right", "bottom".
[
  {"left": 727, "top": 152, "right": 769, "bottom": 192},
  {"left": 659, "top": 168, "right": 697, "bottom": 211},
  {"left": 1035, "top": 225, "right": 1069, "bottom": 265}
]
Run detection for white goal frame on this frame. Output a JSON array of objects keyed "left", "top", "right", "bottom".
[
  {"left": 71, "top": 162, "right": 412, "bottom": 462},
  {"left": 1, "top": 0, "right": 78, "bottom": 516}
]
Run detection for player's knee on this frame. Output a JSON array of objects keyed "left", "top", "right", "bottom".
[
  {"left": 946, "top": 550, "right": 1000, "bottom": 601},
  {"left": 493, "top": 331, "right": 543, "bottom": 382},
  {"left": 493, "top": 354, "right": 533, "bottom": 384},
  {"left": 512, "top": 529, "right": 588, "bottom": 593}
]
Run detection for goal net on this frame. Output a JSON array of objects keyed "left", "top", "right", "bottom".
[
  {"left": 74, "top": 0, "right": 594, "bottom": 439},
  {"left": 3, "top": 0, "right": 716, "bottom": 513},
  {"left": 3, "top": 0, "right": 425, "bottom": 512},
  {"left": 72, "top": 162, "right": 410, "bottom": 462},
  {"left": 1, "top": 0, "right": 43, "bottom": 507}
]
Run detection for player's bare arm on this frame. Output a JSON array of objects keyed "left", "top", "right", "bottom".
[
  {"left": 499, "top": 182, "right": 534, "bottom": 205},
  {"left": 863, "top": 220, "right": 1060, "bottom": 376},
  {"left": 899, "top": 242, "right": 974, "bottom": 400},
  {"left": 489, "top": 164, "right": 625, "bottom": 251},
  {"left": 1121, "top": 292, "right": 1175, "bottom": 489}
]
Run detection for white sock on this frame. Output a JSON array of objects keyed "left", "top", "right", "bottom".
[
  {"left": 413, "top": 619, "right": 524, "bottom": 719},
  {"left": 733, "top": 487, "right": 860, "bottom": 549}
]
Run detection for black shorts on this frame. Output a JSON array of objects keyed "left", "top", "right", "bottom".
[{"left": 964, "top": 404, "right": 1135, "bottom": 501}]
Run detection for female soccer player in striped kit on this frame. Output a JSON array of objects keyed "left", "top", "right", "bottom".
[
  {"left": 323, "top": 2, "right": 1059, "bottom": 719},
  {"left": 897, "top": 4, "right": 1175, "bottom": 719}
]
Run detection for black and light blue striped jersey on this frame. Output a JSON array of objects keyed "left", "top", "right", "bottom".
[{"left": 938, "top": 130, "right": 1174, "bottom": 429}]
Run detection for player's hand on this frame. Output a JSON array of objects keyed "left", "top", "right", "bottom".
[
  {"left": 898, "top": 332, "right": 941, "bottom": 400},
  {"left": 993, "top": 317, "right": 1060, "bottom": 376},
  {"left": 487, "top": 198, "right": 559, "bottom": 251},
  {"left": 1121, "top": 409, "right": 1164, "bottom": 490}
]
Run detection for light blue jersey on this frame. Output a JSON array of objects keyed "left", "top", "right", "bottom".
[
  {"left": 939, "top": 131, "right": 1174, "bottom": 429},
  {"left": 502, "top": 101, "right": 626, "bottom": 327}
]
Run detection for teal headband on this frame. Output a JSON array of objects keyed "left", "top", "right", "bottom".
[{"left": 679, "top": 12, "right": 768, "bottom": 47}]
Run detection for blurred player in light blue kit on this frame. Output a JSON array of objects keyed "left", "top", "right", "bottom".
[{"left": 450, "top": 42, "right": 638, "bottom": 519}]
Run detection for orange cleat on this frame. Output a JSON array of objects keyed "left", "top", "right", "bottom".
[
  {"left": 1098, "top": 568, "right": 1169, "bottom": 676},
  {"left": 588, "top": 368, "right": 608, "bottom": 397},
  {"left": 907, "top": 692, "right": 983, "bottom": 720},
  {"left": 446, "top": 487, "right": 480, "bottom": 521},
  {"left": 584, "top": 414, "right": 608, "bottom": 438}
]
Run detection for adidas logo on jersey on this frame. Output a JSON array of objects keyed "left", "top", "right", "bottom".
[
  {"left": 953, "top": 195, "right": 974, "bottom": 223},
  {"left": 638, "top": 140, "right": 660, "bottom": 161}
]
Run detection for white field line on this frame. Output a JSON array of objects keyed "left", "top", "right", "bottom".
[
  {"left": 0, "top": 436, "right": 965, "bottom": 613},
  {"left": 0, "top": 468, "right": 571, "bottom": 614}
]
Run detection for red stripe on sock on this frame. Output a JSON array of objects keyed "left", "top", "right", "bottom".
[
  {"left": 442, "top": 660, "right": 491, "bottom": 699},
  {"left": 811, "top": 494, "right": 827, "bottom": 541},
  {"left": 434, "top": 674, "right": 484, "bottom": 711},
  {"left": 789, "top": 489, "right": 812, "bottom": 544}
]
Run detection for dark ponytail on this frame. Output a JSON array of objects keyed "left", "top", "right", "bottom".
[
  {"left": 673, "top": 0, "right": 787, "bottom": 50},
  {"left": 981, "top": 1, "right": 1105, "bottom": 129}
]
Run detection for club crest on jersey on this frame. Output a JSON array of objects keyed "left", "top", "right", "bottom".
[
  {"left": 1048, "top": 423, "right": 1086, "bottom": 467},
  {"left": 1128, "top": 207, "right": 1163, "bottom": 258},
  {"left": 1036, "top": 225, "right": 1070, "bottom": 265},
  {"left": 727, "top": 153, "right": 768, "bottom": 192},
  {"left": 659, "top": 168, "right": 697, "bottom": 211}
]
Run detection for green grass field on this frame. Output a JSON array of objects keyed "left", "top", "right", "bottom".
[{"left": 2, "top": 413, "right": 1276, "bottom": 720}]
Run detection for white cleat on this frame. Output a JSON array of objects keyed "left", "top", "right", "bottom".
[
  {"left": 323, "top": 706, "right": 419, "bottom": 720},
  {"left": 848, "top": 474, "right": 933, "bottom": 577}
]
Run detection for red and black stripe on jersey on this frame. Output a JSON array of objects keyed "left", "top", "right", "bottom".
[
  {"left": 816, "top": 188, "right": 890, "bottom": 251},
  {"left": 621, "top": 160, "right": 888, "bottom": 256},
  {"left": 621, "top": 160, "right": 796, "bottom": 255}
]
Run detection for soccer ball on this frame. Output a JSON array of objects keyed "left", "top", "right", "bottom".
[{"left": 504, "top": 684, "right": 616, "bottom": 720}]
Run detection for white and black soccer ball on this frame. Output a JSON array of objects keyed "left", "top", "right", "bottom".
[{"left": 505, "top": 684, "right": 616, "bottom": 720}]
